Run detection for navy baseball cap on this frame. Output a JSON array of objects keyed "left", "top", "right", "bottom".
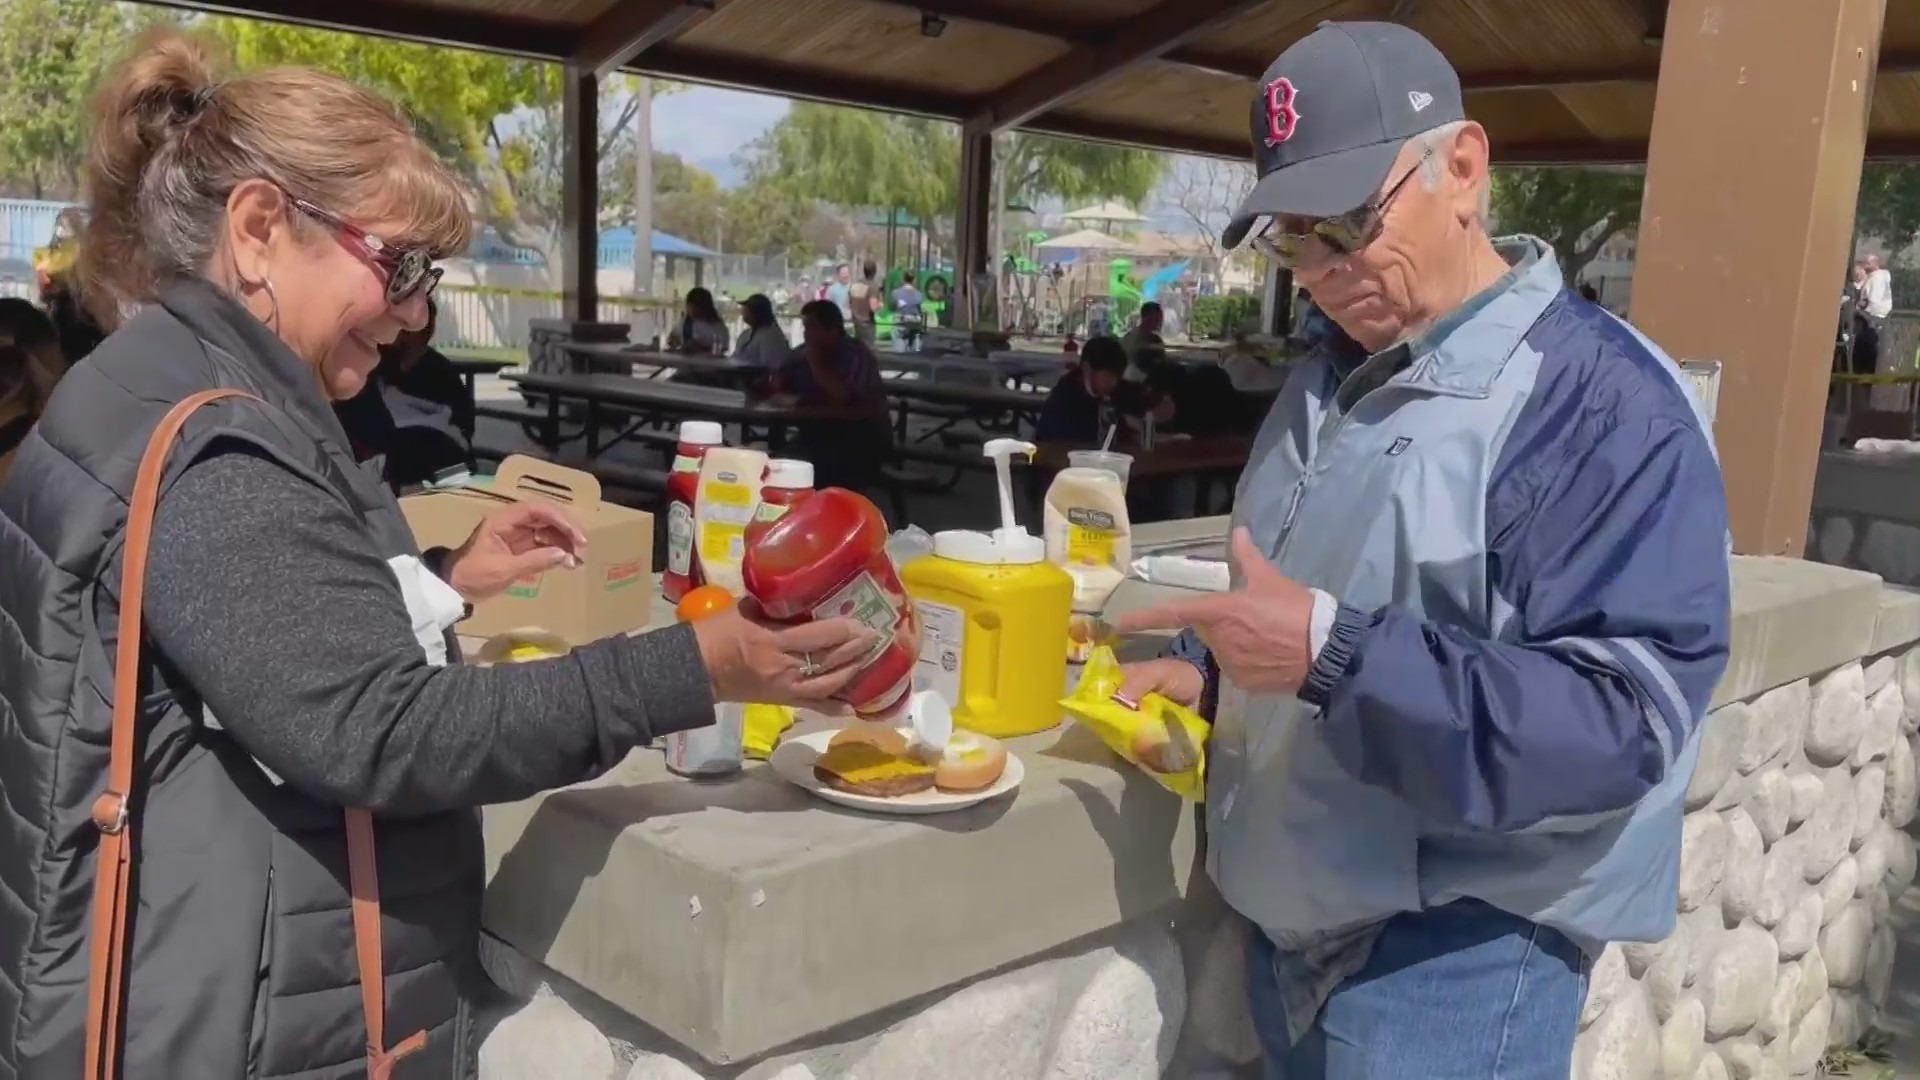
[{"left": 1222, "top": 22, "right": 1465, "bottom": 250}]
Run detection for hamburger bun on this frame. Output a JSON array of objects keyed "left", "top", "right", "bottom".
[
  {"left": 813, "top": 736, "right": 935, "bottom": 797},
  {"left": 1131, "top": 722, "right": 1200, "bottom": 775},
  {"left": 828, "top": 724, "right": 911, "bottom": 756},
  {"left": 933, "top": 732, "right": 1009, "bottom": 793}
]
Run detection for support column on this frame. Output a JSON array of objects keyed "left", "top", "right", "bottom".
[
  {"left": 561, "top": 66, "right": 600, "bottom": 324},
  {"left": 953, "top": 123, "right": 994, "bottom": 330},
  {"left": 1627, "top": 0, "right": 1883, "bottom": 555}
]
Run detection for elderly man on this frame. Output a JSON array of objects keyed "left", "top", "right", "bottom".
[{"left": 1118, "top": 22, "right": 1731, "bottom": 1078}]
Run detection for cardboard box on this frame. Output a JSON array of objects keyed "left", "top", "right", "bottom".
[{"left": 401, "top": 456, "right": 654, "bottom": 643}]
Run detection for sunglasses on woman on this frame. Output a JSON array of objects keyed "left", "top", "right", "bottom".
[
  {"left": 1251, "top": 144, "right": 1434, "bottom": 269},
  {"left": 291, "top": 198, "right": 442, "bottom": 306}
]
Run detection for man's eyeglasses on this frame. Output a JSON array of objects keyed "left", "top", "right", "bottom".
[
  {"left": 1251, "top": 144, "right": 1433, "bottom": 269},
  {"left": 291, "top": 198, "right": 441, "bottom": 306}
]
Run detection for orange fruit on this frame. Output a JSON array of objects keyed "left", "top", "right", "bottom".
[{"left": 675, "top": 584, "right": 737, "bottom": 623}]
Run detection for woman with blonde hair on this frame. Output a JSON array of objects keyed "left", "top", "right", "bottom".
[{"left": 0, "top": 30, "right": 870, "bottom": 1079}]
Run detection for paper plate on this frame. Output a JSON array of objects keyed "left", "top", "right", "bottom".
[{"left": 768, "top": 729, "right": 1023, "bottom": 816}]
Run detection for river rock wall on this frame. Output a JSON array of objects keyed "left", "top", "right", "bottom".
[{"left": 1573, "top": 649, "right": 1920, "bottom": 1080}]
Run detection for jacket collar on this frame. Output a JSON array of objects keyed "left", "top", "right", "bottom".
[
  {"left": 1322, "top": 235, "right": 1564, "bottom": 400},
  {"left": 157, "top": 276, "right": 357, "bottom": 451}
]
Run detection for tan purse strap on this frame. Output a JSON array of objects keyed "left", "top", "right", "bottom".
[{"left": 83, "top": 389, "right": 425, "bottom": 1079}]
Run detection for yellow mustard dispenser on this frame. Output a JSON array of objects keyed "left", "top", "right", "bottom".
[{"left": 902, "top": 438, "right": 1073, "bottom": 738}]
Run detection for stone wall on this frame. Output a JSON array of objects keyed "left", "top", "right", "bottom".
[{"left": 1572, "top": 649, "right": 1920, "bottom": 1080}]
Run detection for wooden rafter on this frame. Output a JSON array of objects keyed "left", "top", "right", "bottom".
[
  {"left": 573, "top": 0, "right": 715, "bottom": 78},
  {"left": 153, "top": 0, "right": 571, "bottom": 58},
  {"left": 967, "top": 0, "right": 1269, "bottom": 131}
]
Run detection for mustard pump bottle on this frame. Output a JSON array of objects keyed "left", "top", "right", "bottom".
[{"left": 902, "top": 438, "right": 1074, "bottom": 738}]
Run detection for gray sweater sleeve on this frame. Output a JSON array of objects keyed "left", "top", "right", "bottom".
[{"left": 138, "top": 445, "right": 714, "bottom": 816}]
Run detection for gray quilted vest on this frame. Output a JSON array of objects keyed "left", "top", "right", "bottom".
[{"left": 0, "top": 280, "right": 483, "bottom": 1080}]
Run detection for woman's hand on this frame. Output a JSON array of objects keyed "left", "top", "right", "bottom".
[
  {"left": 445, "top": 502, "right": 589, "bottom": 603},
  {"left": 691, "top": 601, "right": 881, "bottom": 708}
]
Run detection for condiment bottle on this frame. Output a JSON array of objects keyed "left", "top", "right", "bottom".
[
  {"left": 662, "top": 420, "right": 724, "bottom": 602},
  {"left": 900, "top": 439, "right": 1073, "bottom": 738},
  {"left": 663, "top": 585, "right": 745, "bottom": 778},
  {"left": 740, "top": 488, "right": 920, "bottom": 721},
  {"left": 744, "top": 459, "right": 814, "bottom": 550}
]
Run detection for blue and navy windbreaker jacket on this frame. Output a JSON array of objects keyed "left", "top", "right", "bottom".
[{"left": 1179, "top": 237, "right": 1732, "bottom": 950}]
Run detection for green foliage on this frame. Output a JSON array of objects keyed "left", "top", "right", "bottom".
[
  {"left": 1856, "top": 164, "right": 1920, "bottom": 255},
  {"left": 1000, "top": 131, "right": 1163, "bottom": 211},
  {"left": 0, "top": 0, "right": 172, "bottom": 199},
  {"left": 1189, "top": 294, "right": 1260, "bottom": 340},
  {"left": 1488, "top": 167, "right": 1644, "bottom": 284},
  {"left": 737, "top": 103, "right": 1168, "bottom": 240}
]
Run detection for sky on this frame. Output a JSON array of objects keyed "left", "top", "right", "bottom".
[
  {"left": 649, "top": 85, "right": 1234, "bottom": 236},
  {"left": 652, "top": 86, "right": 789, "bottom": 188}
]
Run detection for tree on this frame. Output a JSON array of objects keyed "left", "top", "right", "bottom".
[
  {"left": 203, "top": 20, "right": 689, "bottom": 267},
  {"left": 0, "top": 0, "right": 173, "bottom": 199},
  {"left": 1162, "top": 157, "right": 1255, "bottom": 292},
  {"left": 1488, "top": 167, "right": 1644, "bottom": 285},
  {"left": 1855, "top": 164, "right": 1920, "bottom": 256},
  {"left": 739, "top": 103, "right": 1168, "bottom": 252}
]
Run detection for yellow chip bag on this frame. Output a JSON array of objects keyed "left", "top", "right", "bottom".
[
  {"left": 742, "top": 704, "right": 797, "bottom": 759},
  {"left": 1060, "top": 646, "right": 1210, "bottom": 801}
]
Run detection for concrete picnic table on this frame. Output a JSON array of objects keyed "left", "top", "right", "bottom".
[{"left": 502, "top": 370, "right": 850, "bottom": 456}]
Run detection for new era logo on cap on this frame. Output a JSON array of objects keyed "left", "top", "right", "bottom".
[{"left": 1408, "top": 90, "right": 1434, "bottom": 112}]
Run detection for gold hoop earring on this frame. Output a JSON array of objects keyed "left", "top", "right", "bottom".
[{"left": 237, "top": 273, "right": 280, "bottom": 331}]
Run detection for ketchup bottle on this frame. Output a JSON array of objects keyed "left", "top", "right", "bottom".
[
  {"left": 740, "top": 488, "right": 919, "bottom": 721},
  {"left": 744, "top": 459, "right": 814, "bottom": 551},
  {"left": 662, "top": 420, "right": 724, "bottom": 603}
]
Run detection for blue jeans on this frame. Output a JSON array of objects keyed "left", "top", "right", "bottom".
[{"left": 1248, "top": 901, "right": 1590, "bottom": 1079}]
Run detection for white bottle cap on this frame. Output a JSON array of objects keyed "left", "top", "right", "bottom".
[
  {"left": 933, "top": 527, "right": 1046, "bottom": 565},
  {"left": 679, "top": 420, "right": 724, "bottom": 446},
  {"left": 765, "top": 458, "right": 814, "bottom": 490},
  {"left": 906, "top": 689, "right": 953, "bottom": 751}
]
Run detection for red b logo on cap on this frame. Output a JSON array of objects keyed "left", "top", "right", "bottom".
[{"left": 1263, "top": 77, "right": 1300, "bottom": 147}]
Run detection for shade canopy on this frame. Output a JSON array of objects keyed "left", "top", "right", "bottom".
[{"left": 149, "top": 0, "right": 1920, "bottom": 164}]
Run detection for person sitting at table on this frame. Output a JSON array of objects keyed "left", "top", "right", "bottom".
[
  {"left": 670, "top": 286, "right": 729, "bottom": 355},
  {"left": 335, "top": 298, "right": 473, "bottom": 490},
  {"left": 774, "top": 299, "right": 893, "bottom": 495},
  {"left": 0, "top": 344, "right": 51, "bottom": 491},
  {"left": 1036, "top": 335, "right": 1162, "bottom": 444},
  {"left": 733, "top": 293, "right": 791, "bottom": 368},
  {"left": 1121, "top": 301, "right": 1169, "bottom": 383}
]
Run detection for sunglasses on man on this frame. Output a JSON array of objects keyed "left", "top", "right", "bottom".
[{"left": 1251, "top": 144, "right": 1434, "bottom": 269}]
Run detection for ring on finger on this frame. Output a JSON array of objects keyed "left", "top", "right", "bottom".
[{"left": 799, "top": 652, "right": 822, "bottom": 677}]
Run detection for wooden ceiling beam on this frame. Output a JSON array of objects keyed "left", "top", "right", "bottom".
[
  {"left": 884, "top": 0, "right": 1255, "bottom": 81},
  {"left": 152, "top": 0, "right": 573, "bottom": 57},
  {"left": 968, "top": 0, "right": 1269, "bottom": 131},
  {"left": 573, "top": 0, "right": 715, "bottom": 78},
  {"left": 629, "top": 45, "right": 968, "bottom": 119}
]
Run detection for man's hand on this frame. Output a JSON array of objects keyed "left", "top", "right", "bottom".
[
  {"left": 1117, "top": 658, "right": 1206, "bottom": 709},
  {"left": 1115, "top": 527, "right": 1316, "bottom": 694},
  {"left": 447, "top": 502, "right": 589, "bottom": 603}
]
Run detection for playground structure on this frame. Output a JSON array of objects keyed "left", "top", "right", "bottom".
[{"left": 999, "top": 241, "right": 1195, "bottom": 339}]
